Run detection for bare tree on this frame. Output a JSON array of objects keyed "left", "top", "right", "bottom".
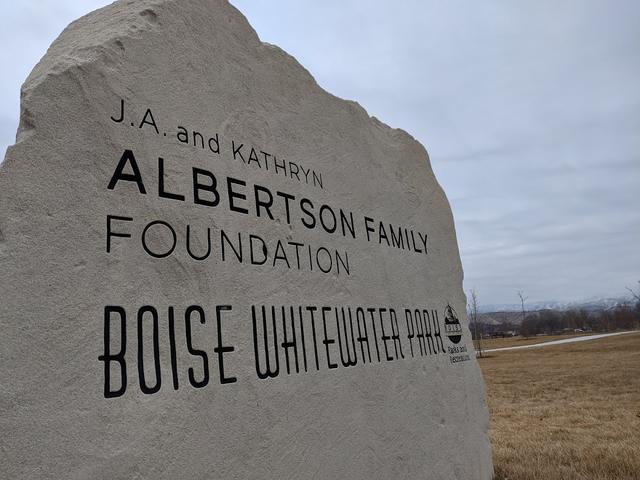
[
  {"left": 468, "top": 289, "right": 483, "bottom": 357},
  {"left": 517, "top": 290, "right": 528, "bottom": 336},
  {"left": 626, "top": 280, "right": 640, "bottom": 329},
  {"left": 626, "top": 280, "right": 640, "bottom": 301}
]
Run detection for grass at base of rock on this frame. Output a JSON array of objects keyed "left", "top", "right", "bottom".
[{"left": 479, "top": 332, "right": 640, "bottom": 480}]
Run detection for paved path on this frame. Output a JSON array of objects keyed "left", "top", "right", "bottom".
[{"left": 481, "top": 330, "right": 639, "bottom": 353}]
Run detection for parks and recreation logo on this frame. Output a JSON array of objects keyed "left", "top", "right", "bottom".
[
  {"left": 443, "top": 304, "right": 462, "bottom": 344},
  {"left": 443, "top": 304, "right": 471, "bottom": 364}
]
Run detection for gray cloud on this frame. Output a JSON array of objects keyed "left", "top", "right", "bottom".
[{"left": 1, "top": 0, "right": 638, "bottom": 305}]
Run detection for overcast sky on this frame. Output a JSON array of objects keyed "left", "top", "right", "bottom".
[{"left": 1, "top": 1, "right": 638, "bottom": 306}]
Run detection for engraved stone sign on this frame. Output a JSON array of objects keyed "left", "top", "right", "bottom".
[{"left": 0, "top": 1, "right": 492, "bottom": 478}]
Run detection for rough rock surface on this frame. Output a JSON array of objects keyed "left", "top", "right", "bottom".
[{"left": 0, "top": 1, "right": 492, "bottom": 478}]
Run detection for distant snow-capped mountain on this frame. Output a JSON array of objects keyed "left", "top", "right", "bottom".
[{"left": 478, "top": 296, "right": 633, "bottom": 314}]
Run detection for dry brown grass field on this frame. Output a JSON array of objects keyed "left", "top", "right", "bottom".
[
  {"left": 479, "top": 332, "right": 640, "bottom": 480},
  {"left": 479, "top": 332, "right": 598, "bottom": 351}
]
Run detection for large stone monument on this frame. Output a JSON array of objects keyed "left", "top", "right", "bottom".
[{"left": 0, "top": 0, "right": 492, "bottom": 478}]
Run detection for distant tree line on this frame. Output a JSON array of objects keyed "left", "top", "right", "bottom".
[
  {"left": 468, "top": 283, "right": 640, "bottom": 341},
  {"left": 470, "top": 304, "right": 639, "bottom": 340},
  {"left": 519, "top": 304, "right": 639, "bottom": 337}
]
